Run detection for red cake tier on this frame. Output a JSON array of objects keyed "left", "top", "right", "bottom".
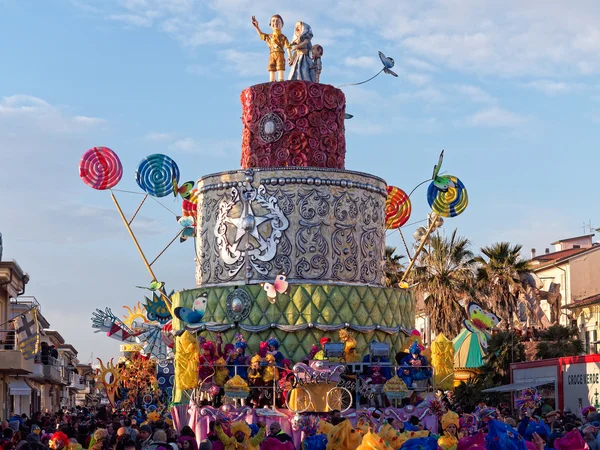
[{"left": 240, "top": 81, "right": 346, "bottom": 169}]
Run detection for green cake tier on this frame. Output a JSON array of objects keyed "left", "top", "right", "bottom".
[{"left": 171, "top": 284, "right": 413, "bottom": 362}]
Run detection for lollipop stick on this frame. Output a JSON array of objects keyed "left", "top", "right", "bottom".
[
  {"left": 400, "top": 214, "right": 437, "bottom": 283},
  {"left": 398, "top": 229, "right": 412, "bottom": 260},
  {"left": 110, "top": 191, "right": 173, "bottom": 311},
  {"left": 149, "top": 229, "right": 185, "bottom": 267},
  {"left": 128, "top": 194, "right": 148, "bottom": 225}
]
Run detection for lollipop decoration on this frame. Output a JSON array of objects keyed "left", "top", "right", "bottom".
[
  {"left": 135, "top": 154, "right": 180, "bottom": 198},
  {"left": 79, "top": 147, "right": 123, "bottom": 190},
  {"left": 385, "top": 186, "right": 411, "bottom": 229},
  {"left": 427, "top": 176, "right": 468, "bottom": 218}
]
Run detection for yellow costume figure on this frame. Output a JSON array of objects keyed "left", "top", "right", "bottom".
[
  {"left": 340, "top": 329, "right": 359, "bottom": 363},
  {"left": 325, "top": 419, "right": 362, "bottom": 450},
  {"left": 214, "top": 357, "right": 229, "bottom": 387},
  {"left": 356, "top": 430, "right": 394, "bottom": 450},
  {"left": 262, "top": 354, "right": 278, "bottom": 384},
  {"left": 174, "top": 331, "right": 199, "bottom": 403},
  {"left": 215, "top": 422, "right": 265, "bottom": 450},
  {"left": 438, "top": 410, "right": 460, "bottom": 450},
  {"left": 251, "top": 14, "right": 292, "bottom": 82}
]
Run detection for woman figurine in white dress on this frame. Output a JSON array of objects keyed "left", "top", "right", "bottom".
[{"left": 288, "top": 22, "right": 314, "bottom": 82}]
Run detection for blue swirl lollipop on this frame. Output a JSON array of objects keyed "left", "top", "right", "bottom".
[{"left": 135, "top": 154, "right": 180, "bottom": 198}]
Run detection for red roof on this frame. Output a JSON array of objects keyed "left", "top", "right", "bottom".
[
  {"left": 531, "top": 245, "right": 600, "bottom": 269},
  {"left": 564, "top": 293, "right": 600, "bottom": 309}
]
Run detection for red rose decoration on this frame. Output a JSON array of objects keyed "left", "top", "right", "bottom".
[
  {"left": 296, "top": 104, "right": 309, "bottom": 118},
  {"left": 308, "top": 83, "right": 323, "bottom": 98},
  {"left": 327, "top": 155, "right": 337, "bottom": 167},
  {"left": 242, "top": 128, "right": 251, "bottom": 149},
  {"left": 255, "top": 92, "right": 267, "bottom": 108},
  {"left": 291, "top": 154, "right": 308, "bottom": 166},
  {"left": 337, "top": 90, "right": 346, "bottom": 109},
  {"left": 241, "top": 88, "right": 254, "bottom": 106},
  {"left": 337, "top": 134, "right": 346, "bottom": 155},
  {"left": 307, "top": 126, "right": 320, "bottom": 140},
  {"left": 270, "top": 95, "right": 286, "bottom": 109},
  {"left": 323, "top": 110, "right": 337, "bottom": 124},
  {"left": 271, "top": 82, "right": 285, "bottom": 98},
  {"left": 296, "top": 117, "right": 309, "bottom": 132},
  {"left": 247, "top": 154, "right": 258, "bottom": 168},
  {"left": 254, "top": 83, "right": 267, "bottom": 95},
  {"left": 287, "top": 81, "right": 308, "bottom": 105},
  {"left": 245, "top": 106, "right": 260, "bottom": 125},
  {"left": 320, "top": 125, "right": 329, "bottom": 135},
  {"left": 312, "top": 151, "right": 327, "bottom": 167},
  {"left": 323, "top": 85, "right": 338, "bottom": 109},
  {"left": 337, "top": 156, "right": 345, "bottom": 169},
  {"left": 283, "top": 120, "right": 295, "bottom": 132},
  {"left": 308, "top": 137, "right": 320, "bottom": 150},
  {"left": 275, "top": 147, "right": 290, "bottom": 164},
  {"left": 327, "top": 121, "right": 339, "bottom": 133},
  {"left": 285, "top": 130, "right": 307, "bottom": 154},
  {"left": 284, "top": 104, "right": 299, "bottom": 120},
  {"left": 308, "top": 96, "right": 324, "bottom": 111},
  {"left": 258, "top": 156, "right": 271, "bottom": 167},
  {"left": 308, "top": 111, "right": 323, "bottom": 128},
  {"left": 255, "top": 144, "right": 266, "bottom": 157},
  {"left": 320, "top": 135, "right": 338, "bottom": 154}
]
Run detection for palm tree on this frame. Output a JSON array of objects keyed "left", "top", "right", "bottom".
[
  {"left": 475, "top": 242, "right": 532, "bottom": 329},
  {"left": 536, "top": 325, "right": 584, "bottom": 359},
  {"left": 479, "top": 330, "right": 526, "bottom": 385},
  {"left": 384, "top": 246, "right": 405, "bottom": 287},
  {"left": 409, "top": 229, "right": 475, "bottom": 337}
]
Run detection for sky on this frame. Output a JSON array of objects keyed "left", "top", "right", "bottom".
[{"left": 0, "top": 0, "right": 599, "bottom": 363}]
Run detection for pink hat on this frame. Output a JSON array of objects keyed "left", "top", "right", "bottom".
[{"left": 554, "top": 429, "right": 588, "bottom": 450}]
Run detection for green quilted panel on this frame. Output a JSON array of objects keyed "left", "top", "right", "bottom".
[{"left": 171, "top": 284, "right": 414, "bottom": 362}]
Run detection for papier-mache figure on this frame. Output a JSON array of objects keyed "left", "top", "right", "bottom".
[
  {"left": 288, "top": 21, "right": 314, "bottom": 81},
  {"left": 311, "top": 44, "right": 323, "bottom": 83},
  {"left": 398, "top": 341, "right": 432, "bottom": 388},
  {"left": 228, "top": 334, "right": 250, "bottom": 380},
  {"left": 251, "top": 14, "right": 292, "bottom": 82}
]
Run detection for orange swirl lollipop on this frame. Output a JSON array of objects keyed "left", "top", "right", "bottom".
[{"left": 385, "top": 186, "right": 411, "bottom": 229}]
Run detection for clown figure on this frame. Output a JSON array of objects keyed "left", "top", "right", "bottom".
[
  {"left": 247, "top": 355, "right": 264, "bottom": 407},
  {"left": 228, "top": 334, "right": 250, "bottom": 380},
  {"left": 399, "top": 341, "right": 432, "bottom": 388}
]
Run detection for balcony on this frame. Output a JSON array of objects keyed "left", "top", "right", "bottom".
[
  {"left": 68, "top": 375, "right": 87, "bottom": 391},
  {"left": 0, "top": 330, "right": 35, "bottom": 374}
]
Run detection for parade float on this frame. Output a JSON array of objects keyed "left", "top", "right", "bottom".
[{"left": 78, "top": 12, "right": 472, "bottom": 447}]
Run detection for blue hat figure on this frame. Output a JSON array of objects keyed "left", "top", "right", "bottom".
[
  {"left": 398, "top": 340, "right": 432, "bottom": 388},
  {"left": 486, "top": 420, "right": 528, "bottom": 450}
]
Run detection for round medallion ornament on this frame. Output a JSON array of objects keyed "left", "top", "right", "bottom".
[
  {"left": 258, "top": 112, "right": 284, "bottom": 143},
  {"left": 226, "top": 288, "right": 252, "bottom": 322}
]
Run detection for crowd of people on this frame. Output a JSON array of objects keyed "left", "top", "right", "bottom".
[{"left": 4, "top": 402, "right": 600, "bottom": 450}]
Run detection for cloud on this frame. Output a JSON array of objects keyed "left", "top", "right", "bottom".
[
  {"left": 464, "top": 107, "right": 529, "bottom": 128},
  {"left": 144, "top": 131, "right": 175, "bottom": 141},
  {"left": 345, "top": 120, "right": 385, "bottom": 135},
  {"left": 405, "top": 57, "right": 438, "bottom": 72},
  {"left": 0, "top": 95, "right": 105, "bottom": 134},
  {"left": 344, "top": 56, "right": 379, "bottom": 69},
  {"left": 454, "top": 84, "right": 496, "bottom": 103},
  {"left": 108, "top": 13, "right": 154, "bottom": 27},
  {"left": 168, "top": 137, "right": 237, "bottom": 156},
  {"left": 524, "top": 80, "right": 579, "bottom": 95},
  {"left": 160, "top": 17, "right": 232, "bottom": 46},
  {"left": 221, "top": 49, "right": 264, "bottom": 77}
]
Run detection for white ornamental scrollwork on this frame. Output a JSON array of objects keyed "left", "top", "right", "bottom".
[{"left": 214, "top": 184, "right": 290, "bottom": 278}]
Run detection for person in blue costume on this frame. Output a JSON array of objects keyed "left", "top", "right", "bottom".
[
  {"left": 398, "top": 341, "right": 432, "bottom": 388},
  {"left": 267, "top": 337, "right": 285, "bottom": 366},
  {"left": 227, "top": 335, "right": 250, "bottom": 380}
]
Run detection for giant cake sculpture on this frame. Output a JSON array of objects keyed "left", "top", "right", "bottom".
[{"left": 170, "top": 16, "right": 413, "bottom": 362}]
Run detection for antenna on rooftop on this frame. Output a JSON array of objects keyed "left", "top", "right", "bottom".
[{"left": 583, "top": 220, "right": 595, "bottom": 234}]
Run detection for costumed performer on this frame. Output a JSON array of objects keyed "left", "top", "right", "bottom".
[
  {"left": 267, "top": 337, "right": 285, "bottom": 365},
  {"left": 215, "top": 419, "right": 266, "bottom": 450},
  {"left": 247, "top": 354, "right": 264, "bottom": 407},
  {"left": 362, "top": 340, "right": 393, "bottom": 380},
  {"left": 399, "top": 341, "right": 432, "bottom": 388},
  {"left": 438, "top": 410, "right": 460, "bottom": 450},
  {"left": 198, "top": 339, "right": 220, "bottom": 403},
  {"left": 228, "top": 334, "right": 250, "bottom": 380}
]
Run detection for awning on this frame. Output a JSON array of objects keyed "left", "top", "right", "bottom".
[
  {"left": 482, "top": 380, "right": 552, "bottom": 393},
  {"left": 9, "top": 380, "right": 31, "bottom": 396}
]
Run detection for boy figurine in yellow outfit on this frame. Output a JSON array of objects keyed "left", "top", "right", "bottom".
[{"left": 251, "top": 14, "right": 293, "bottom": 82}]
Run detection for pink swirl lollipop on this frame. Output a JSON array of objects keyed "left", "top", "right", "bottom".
[{"left": 79, "top": 147, "right": 123, "bottom": 190}]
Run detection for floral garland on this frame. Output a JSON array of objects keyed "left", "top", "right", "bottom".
[{"left": 241, "top": 81, "right": 346, "bottom": 169}]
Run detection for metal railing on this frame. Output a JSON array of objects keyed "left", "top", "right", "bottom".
[{"left": 0, "top": 329, "right": 16, "bottom": 350}]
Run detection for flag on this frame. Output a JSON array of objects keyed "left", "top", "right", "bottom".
[{"left": 15, "top": 308, "right": 40, "bottom": 360}]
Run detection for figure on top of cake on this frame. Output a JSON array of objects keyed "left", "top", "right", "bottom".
[
  {"left": 251, "top": 14, "right": 292, "bottom": 82},
  {"left": 288, "top": 21, "right": 314, "bottom": 81}
]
